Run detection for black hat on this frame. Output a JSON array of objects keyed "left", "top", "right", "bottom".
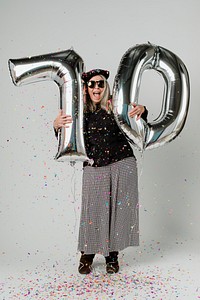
[{"left": 81, "top": 69, "right": 109, "bottom": 83}]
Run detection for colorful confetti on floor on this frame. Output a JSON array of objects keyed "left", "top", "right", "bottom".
[{"left": 0, "top": 259, "right": 199, "bottom": 300}]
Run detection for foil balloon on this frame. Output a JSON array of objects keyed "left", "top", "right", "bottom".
[
  {"left": 8, "top": 49, "right": 87, "bottom": 162},
  {"left": 112, "top": 43, "right": 190, "bottom": 151}
]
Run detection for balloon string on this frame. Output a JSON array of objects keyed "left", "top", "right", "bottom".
[
  {"left": 137, "top": 150, "right": 144, "bottom": 211},
  {"left": 137, "top": 150, "right": 144, "bottom": 185},
  {"left": 70, "top": 161, "right": 78, "bottom": 244}
]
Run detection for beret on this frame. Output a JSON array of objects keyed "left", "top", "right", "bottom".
[{"left": 81, "top": 69, "right": 109, "bottom": 83}]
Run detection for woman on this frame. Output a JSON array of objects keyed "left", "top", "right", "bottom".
[{"left": 53, "top": 69, "right": 147, "bottom": 274}]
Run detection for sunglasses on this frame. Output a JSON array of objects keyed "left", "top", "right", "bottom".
[{"left": 87, "top": 80, "right": 105, "bottom": 89}]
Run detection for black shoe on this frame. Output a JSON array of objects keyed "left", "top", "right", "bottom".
[
  {"left": 105, "top": 251, "right": 119, "bottom": 274},
  {"left": 78, "top": 253, "right": 95, "bottom": 274}
]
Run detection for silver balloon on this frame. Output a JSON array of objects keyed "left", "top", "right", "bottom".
[
  {"left": 112, "top": 43, "right": 190, "bottom": 151},
  {"left": 8, "top": 49, "right": 88, "bottom": 162}
]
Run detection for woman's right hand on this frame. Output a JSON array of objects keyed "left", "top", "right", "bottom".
[{"left": 53, "top": 109, "right": 73, "bottom": 131}]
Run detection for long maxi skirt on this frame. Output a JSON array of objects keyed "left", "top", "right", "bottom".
[{"left": 78, "top": 156, "right": 139, "bottom": 257}]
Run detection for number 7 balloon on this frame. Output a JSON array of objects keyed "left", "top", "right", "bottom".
[
  {"left": 112, "top": 43, "right": 190, "bottom": 151},
  {"left": 8, "top": 49, "right": 88, "bottom": 162}
]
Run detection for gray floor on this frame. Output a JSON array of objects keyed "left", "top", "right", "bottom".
[{"left": 0, "top": 238, "right": 199, "bottom": 299}]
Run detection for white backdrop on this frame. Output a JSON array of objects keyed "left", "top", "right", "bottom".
[{"left": 0, "top": 0, "right": 200, "bottom": 298}]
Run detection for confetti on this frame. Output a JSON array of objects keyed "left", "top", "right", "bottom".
[{"left": 0, "top": 261, "right": 197, "bottom": 299}]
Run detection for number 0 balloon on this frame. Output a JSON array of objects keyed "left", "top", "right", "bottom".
[
  {"left": 8, "top": 43, "right": 190, "bottom": 161},
  {"left": 112, "top": 43, "right": 190, "bottom": 151}
]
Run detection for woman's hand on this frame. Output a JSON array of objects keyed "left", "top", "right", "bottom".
[
  {"left": 53, "top": 110, "right": 73, "bottom": 131},
  {"left": 129, "top": 103, "right": 145, "bottom": 120}
]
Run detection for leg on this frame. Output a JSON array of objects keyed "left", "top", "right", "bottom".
[
  {"left": 78, "top": 252, "right": 95, "bottom": 274},
  {"left": 105, "top": 251, "right": 119, "bottom": 274},
  {"left": 109, "top": 157, "right": 139, "bottom": 251},
  {"left": 78, "top": 165, "right": 111, "bottom": 256}
]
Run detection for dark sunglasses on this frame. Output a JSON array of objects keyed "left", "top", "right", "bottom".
[{"left": 87, "top": 80, "right": 105, "bottom": 89}]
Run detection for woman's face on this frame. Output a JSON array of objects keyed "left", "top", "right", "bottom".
[{"left": 87, "top": 75, "right": 105, "bottom": 104}]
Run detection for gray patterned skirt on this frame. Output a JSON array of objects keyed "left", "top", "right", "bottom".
[{"left": 78, "top": 156, "right": 139, "bottom": 257}]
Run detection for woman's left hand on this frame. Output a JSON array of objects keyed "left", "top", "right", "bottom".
[{"left": 129, "top": 103, "right": 145, "bottom": 120}]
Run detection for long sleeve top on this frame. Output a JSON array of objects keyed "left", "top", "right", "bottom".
[{"left": 84, "top": 107, "right": 148, "bottom": 167}]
